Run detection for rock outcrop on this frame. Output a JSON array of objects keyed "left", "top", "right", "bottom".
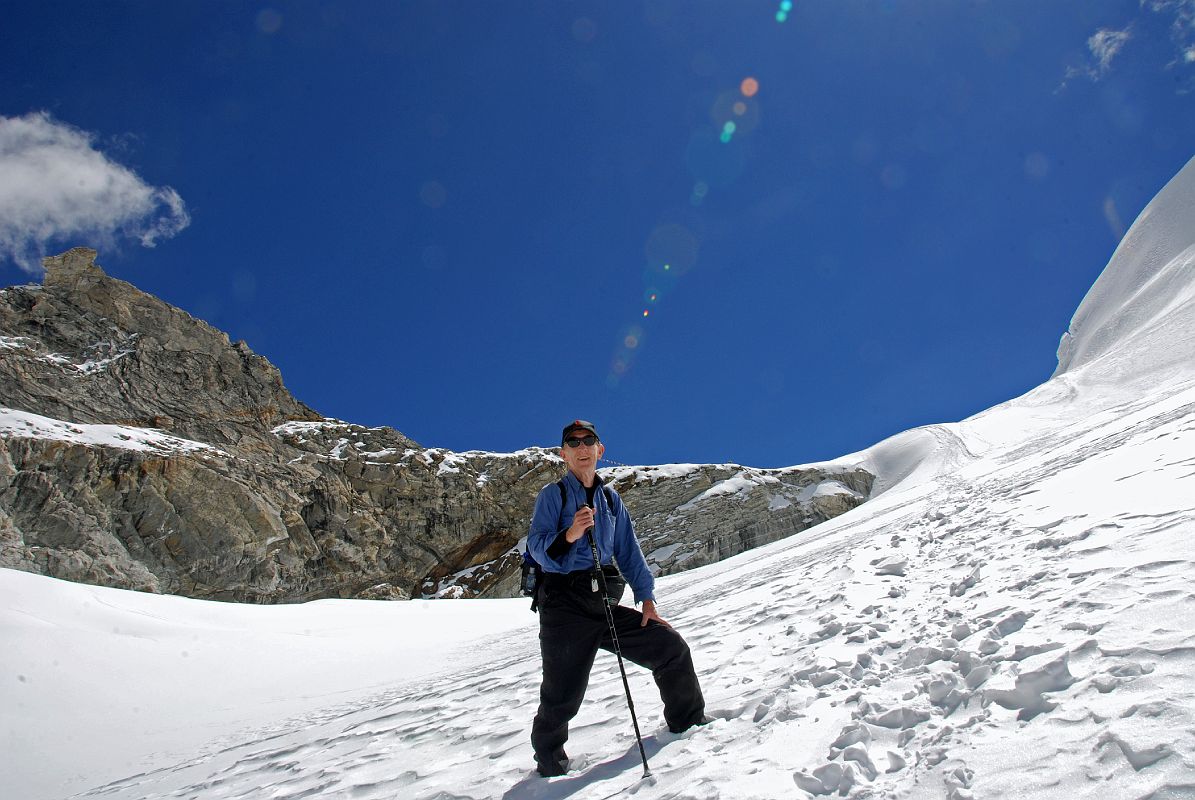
[
  {"left": 1, "top": 248, "right": 874, "bottom": 601},
  {"left": 608, "top": 462, "right": 873, "bottom": 575}
]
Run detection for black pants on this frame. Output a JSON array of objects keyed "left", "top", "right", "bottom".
[{"left": 530, "top": 574, "right": 705, "bottom": 761}]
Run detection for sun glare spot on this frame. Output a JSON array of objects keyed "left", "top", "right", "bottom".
[
  {"left": 1103, "top": 195, "right": 1126, "bottom": 240},
  {"left": 740, "top": 78, "right": 759, "bottom": 97},
  {"left": 256, "top": 8, "right": 283, "bottom": 34},
  {"left": 572, "top": 17, "right": 597, "bottom": 43},
  {"left": 1024, "top": 152, "right": 1050, "bottom": 180},
  {"left": 420, "top": 181, "right": 447, "bottom": 208},
  {"left": 879, "top": 164, "right": 906, "bottom": 190}
]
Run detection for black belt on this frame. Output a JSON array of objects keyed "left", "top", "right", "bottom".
[{"left": 542, "top": 565, "right": 621, "bottom": 590}]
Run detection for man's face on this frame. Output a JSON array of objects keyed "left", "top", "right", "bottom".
[{"left": 561, "top": 432, "right": 604, "bottom": 473}]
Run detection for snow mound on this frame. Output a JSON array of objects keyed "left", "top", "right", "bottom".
[{"left": 845, "top": 424, "right": 977, "bottom": 497}]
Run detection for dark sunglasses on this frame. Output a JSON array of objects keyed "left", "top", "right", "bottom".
[{"left": 564, "top": 435, "right": 599, "bottom": 448}]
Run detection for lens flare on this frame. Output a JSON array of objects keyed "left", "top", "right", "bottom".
[
  {"left": 711, "top": 92, "right": 760, "bottom": 137},
  {"left": 686, "top": 126, "right": 747, "bottom": 186},
  {"left": 646, "top": 224, "right": 698, "bottom": 275},
  {"left": 642, "top": 309, "right": 650, "bottom": 317},
  {"left": 420, "top": 181, "right": 447, "bottom": 208},
  {"left": 571, "top": 17, "right": 597, "bottom": 43},
  {"left": 880, "top": 164, "right": 907, "bottom": 190},
  {"left": 256, "top": 8, "right": 283, "bottom": 34},
  {"left": 740, "top": 78, "right": 759, "bottom": 98},
  {"left": 1103, "top": 195, "right": 1126, "bottom": 240}
]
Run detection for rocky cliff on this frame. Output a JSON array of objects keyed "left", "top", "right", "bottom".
[{"left": 0, "top": 248, "right": 874, "bottom": 602}]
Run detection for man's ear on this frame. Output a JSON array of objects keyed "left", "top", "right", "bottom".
[{"left": 597, "top": 442, "right": 606, "bottom": 459}]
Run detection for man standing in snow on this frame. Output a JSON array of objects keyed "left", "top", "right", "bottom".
[{"left": 527, "top": 419, "right": 706, "bottom": 777}]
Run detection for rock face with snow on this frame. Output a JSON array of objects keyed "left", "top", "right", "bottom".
[
  {"left": 0, "top": 248, "right": 872, "bottom": 601},
  {"left": 605, "top": 463, "right": 873, "bottom": 576},
  {"left": 2, "top": 248, "right": 319, "bottom": 451}
]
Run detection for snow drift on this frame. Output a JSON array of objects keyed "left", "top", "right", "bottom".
[
  {"left": 845, "top": 155, "right": 1195, "bottom": 497},
  {"left": 1055, "top": 155, "right": 1195, "bottom": 385}
]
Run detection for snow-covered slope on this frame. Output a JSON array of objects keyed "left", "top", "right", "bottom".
[
  {"left": 3, "top": 157, "right": 1195, "bottom": 800},
  {"left": 0, "top": 406, "right": 226, "bottom": 455},
  {"left": 1055, "top": 155, "right": 1195, "bottom": 385},
  {"left": 835, "top": 155, "right": 1195, "bottom": 498}
]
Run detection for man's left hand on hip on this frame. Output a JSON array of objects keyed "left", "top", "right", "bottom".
[{"left": 640, "top": 599, "right": 671, "bottom": 628}]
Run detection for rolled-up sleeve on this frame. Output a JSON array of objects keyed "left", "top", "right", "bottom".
[{"left": 610, "top": 493, "right": 655, "bottom": 604}]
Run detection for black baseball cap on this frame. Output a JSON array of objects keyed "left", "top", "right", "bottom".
[{"left": 561, "top": 419, "right": 599, "bottom": 444}]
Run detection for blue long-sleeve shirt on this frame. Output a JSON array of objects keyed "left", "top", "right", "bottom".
[{"left": 527, "top": 471, "right": 656, "bottom": 604}]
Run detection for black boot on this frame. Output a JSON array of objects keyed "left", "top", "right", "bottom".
[
  {"left": 535, "top": 748, "right": 569, "bottom": 777},
  {"left": 668, "top": 714, "right": 713, "bottom": 734}
]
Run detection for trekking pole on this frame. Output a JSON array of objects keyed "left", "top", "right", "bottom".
[{"left": 586, "top": 521, "right": 652, "bottom": 779}]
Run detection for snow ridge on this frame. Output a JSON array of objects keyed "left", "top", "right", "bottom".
[{"left": 1055, "top": 155, "right": 1195, "bottom": 385}]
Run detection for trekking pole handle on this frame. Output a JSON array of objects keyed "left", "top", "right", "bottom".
[{"left": 584, "top": 502, "right": 598, "bottom": 592}]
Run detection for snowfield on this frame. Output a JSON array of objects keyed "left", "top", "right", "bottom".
[
  {"left": 0, "top": 407, "right": 226, "bottom": 456},
  {"left": 3, "top": 156, "right": 1195, "bottom": 799}
]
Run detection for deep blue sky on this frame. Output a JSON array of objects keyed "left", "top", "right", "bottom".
[{"left": 2, "top": 1, "right": 1193, "bottom": 467}]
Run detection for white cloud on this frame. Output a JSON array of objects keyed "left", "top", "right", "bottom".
[
  {"left": 1063, "top": 1, "right": 1195, "bottom": 90},
  {"left": 1060, "top": 25, "right": 1133, "bottom": 89},
  {"left": 1143, "top": 0, "right": 1195, "bottom": 80},
  {"left": 1089, "top": 27, "right": 1133, "bottom": 73},
  {"left": 0, "top": 112, "right": 190, "bottom": 273},
  {"left": 1143, "top": 0, "right": 1195, "bottom": 31}
]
